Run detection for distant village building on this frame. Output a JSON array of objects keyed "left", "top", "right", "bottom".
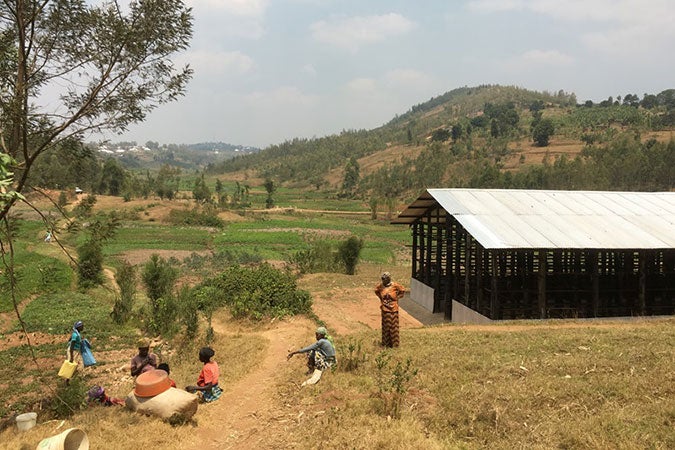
[{"left": 394, "top": 189, "right": 675, "bottom": 323}]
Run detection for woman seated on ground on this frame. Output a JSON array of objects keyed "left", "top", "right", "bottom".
[
  {"left": 185, "top": 347, "right": 222, "bottom": 403},
  {"left": 287, "top": 326, "right": 336, "bottom": 374}
]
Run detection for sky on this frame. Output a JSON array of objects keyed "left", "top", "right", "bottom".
[{"left": 114, "top": 0, "right": 675, "bottom": 148}]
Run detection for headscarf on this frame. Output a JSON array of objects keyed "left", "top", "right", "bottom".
[{"left": 73, "top": 320, "right": 83, "bottom": 330}]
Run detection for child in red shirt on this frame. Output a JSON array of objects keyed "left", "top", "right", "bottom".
[{"left": 185, "top": 347, "right": 221, "bottom": 402}]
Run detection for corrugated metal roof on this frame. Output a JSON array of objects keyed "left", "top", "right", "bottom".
[{"left": 393, "top": 189, "right": 675, "bottom": 249}]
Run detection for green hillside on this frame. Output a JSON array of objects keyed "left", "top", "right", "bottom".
[{"left": 208, "top": 85, "right": 675, "bottom": 203}]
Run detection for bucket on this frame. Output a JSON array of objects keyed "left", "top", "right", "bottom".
[
  {"left": 15, "top": 412, "right": 37, "bottom": 431},
  {"left": 36, "top": 428, "right": 89, "bottom": 450}
]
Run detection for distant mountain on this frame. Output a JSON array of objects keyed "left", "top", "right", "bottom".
[{"left": 92, "top": 141, "right": 260, "bottom": 171}]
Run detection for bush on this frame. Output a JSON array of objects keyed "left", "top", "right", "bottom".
[
  {"left": 141, "top": 254, "right": 178, "bottom": 334},
  {"left": 167, "top": 207, "right": 224, "bottom": 228},
  {"left": 112, "top": 261, "right": 136, "bottom": 324},
  {"left": 339, "top": 337, "right": 366, "bottom": 372},
  {"left": 373, "top": 351, "right": 418, "bottom": 419},
  {"left": 76, "top": 240, "right": 103, "bottom": 288},
  {"left": 50, "top": 376, "right": 88, "bottom": 418},
  {"left": 287, "top": 239, "right": 340, "bottom": 274},
  {"left": 338, "top": 236, "right": 364, "bottom": 275},
  {"left": 200, "top": 263, "right": 312, "bottom": 320}
]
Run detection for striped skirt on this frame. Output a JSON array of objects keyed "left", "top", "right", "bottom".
[{"left": 381, "top": 311, "right": 399, "bottom": 348}]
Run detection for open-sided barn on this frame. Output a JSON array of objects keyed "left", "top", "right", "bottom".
[{"left": 393, "top": 189, "right": 675, "bottom": 323}]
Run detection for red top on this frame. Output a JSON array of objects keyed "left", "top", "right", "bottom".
[{"left": 197, "top": 361, "right": 219, "bottom": 386}]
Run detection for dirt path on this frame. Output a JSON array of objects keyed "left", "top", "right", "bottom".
[
  {"left": 184, "top": 288, "right": 424, "bottom": 450},
  {"left": 189, "top": 315, "right": 313, "bottom": 449}
]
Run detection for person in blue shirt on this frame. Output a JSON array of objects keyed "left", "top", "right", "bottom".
[
  {"left": 287, "top": 327, "right": 336, "bottom": 375},
  {"left": 68, "top": 321, "right": 84, "bottom": 363}
]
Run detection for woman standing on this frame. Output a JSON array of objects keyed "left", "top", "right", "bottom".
[{"left": 374, "top": 272, "right": 406, "bottom": 348}]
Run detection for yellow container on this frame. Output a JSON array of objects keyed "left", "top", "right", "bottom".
[
  {"left": 36, "top": 428, "right": 89, "bottom": 450},
  {"left": 57, "top": 360, "right": 77, "bottom": 379}
]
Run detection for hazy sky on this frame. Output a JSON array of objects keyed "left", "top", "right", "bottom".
[{"left": 115, "top": 0, "right": 675, "bottom": 148}]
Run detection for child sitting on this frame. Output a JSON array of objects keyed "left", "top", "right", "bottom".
[
  {"left": 87, "top": 385, "right": 124, "bottom": 406},
  {"left": 158, "top": 363, "right": 177, "bottom": 388}
]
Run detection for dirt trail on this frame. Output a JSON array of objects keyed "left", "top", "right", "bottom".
[
  {"left": 185, "top": 290, "right": 424, "bottom": 450},
  {"left": 189, "top": 315, "right": 313, "bottom": 449}
]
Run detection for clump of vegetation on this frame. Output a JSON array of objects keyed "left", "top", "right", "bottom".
[
  {"left": 198, "top": 263, "right": 312, "bottom": 320},
  {"left": 112, "top": 261, "right": 137, "bottom": 324},
  {"left": 167, "top": 206, "right": 224, "bottom": 228},
  {"left": 289, "top": 235, "right": 364, "bottom": 275},
  {"left": 338, "top": 236, "right": 364, "bottom": 275},
  {"left": 141, "top": 254, "right": 179, "bottom": 334},
  {"left": 50, "top": 376, "right": 89, "bottom": 419},
  {"left": 339, "top": 337, "right": 367, "bottom": 372},
  {"left": 373, "top": 352, "right": 418, "bottom": 419}
]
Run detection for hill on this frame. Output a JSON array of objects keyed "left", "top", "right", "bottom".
[{"left": 208, "top": 85, "right": 675, "bottom": 203}]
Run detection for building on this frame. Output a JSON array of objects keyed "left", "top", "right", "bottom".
[{"left": 393, "top": 189, "right": 675, "bottom": 323}]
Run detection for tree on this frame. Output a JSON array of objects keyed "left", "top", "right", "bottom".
[
  {"left": 338, "top": 236, "right": 364, "bottom": 275},
  {"left": 264, "top": 178, "right": 276, "bottom": 209},
  {"left": 0, "top": 0, "right": 193, "bottom": 222},
  {"left": 451, "top": 124, "right": 463, "bottom": 142},
  {"left": 192, "top": 174, "right": 211, "bottom": 203},
  {"left": 340, "top": 157, "right": 360, "bottom": 198},
  {"left": 533, "top": 119, "right": 555, "bottom": 147}
]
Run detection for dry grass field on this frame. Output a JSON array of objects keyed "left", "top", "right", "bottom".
[{"left": 2, "top": 261, "right": 673, "bottom": 449}]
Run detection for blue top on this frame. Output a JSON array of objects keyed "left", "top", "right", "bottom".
[
  {"left": 70, "top": 330, "right": 82, "bottom": 351},
  {"left": 297, "top": 338, "right": 335, "bottom": 358}
]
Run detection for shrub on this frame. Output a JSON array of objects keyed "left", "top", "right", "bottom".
[
  {"left": 339, "top": 337, "right": 366, "bottom": 372},
  {"left": 50, "top": 376, "right": 88, "bottom": 418},
  {"left": 288, "top": 239, "right": 340, "bottom": 274},
  {"left": 338, "top": 236, "right": 364, "bottom": 275},
  {"left": 373, "top": 351, "right": 418, "bottom": 419},
  {"left": 76, "top": 240, "right": 103, "bottom": 288},
  {"left": 112, "top": 261, "right": 136, "bottom": 324},
  {"left": 141, "top": 254, "right": 178, "bottom": 334},
  {"left": 200, "top": 263, "right": 312, "bottom": 320}
]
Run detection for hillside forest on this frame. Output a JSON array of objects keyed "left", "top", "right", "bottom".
[{"left": 21, "top": 85, "right": 675, "bottom": 217}]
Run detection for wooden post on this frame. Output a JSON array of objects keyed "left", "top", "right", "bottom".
[
  {"left": 412, "top": 222, "right": 418, "bottom": 279},
  {"left": 491, "top": 250, "right": 498, "bottom": 319},
  {"left": 638, "top": 251, "right": 647, "bottom": 315},
  {"left": 444, "top": 212, "right": 453, "bottom": 320},
  {"left": 464, "top": 234, "right": 472, "bottom": 305},
  {"left": 476, "top": 245, "right": 483, "bottom": 312},
  {"left": 590, "top": 251, "right": 599, "bottom": 317},
  {"left": 538, "top": 250, "right": 547, "bottom": 319}
]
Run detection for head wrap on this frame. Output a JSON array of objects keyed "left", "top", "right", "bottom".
[
  {"left": 137, "top": 338, "right": 150, "bottom": 348},
  {"left": 381, "top": 272, "right": 391, "bottom": 279},
  {"left": 316, "top": 326, "right": 327, "bottom": 336},
  {"left": 73, "top": 320, "right": 83, "bottom": 330},
  {"left": 87, "top": 385, "right": 105, "bottom": 400}
]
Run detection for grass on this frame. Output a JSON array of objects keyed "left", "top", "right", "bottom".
[
  {"left": 213, "top": 214, "right": 409, "bottom": 264},
  {"left": 278, "top": 319, "right": 675, "bottom": 449},
  {"left": 104, "top": 223, "right": 214, "bottom": 256}
]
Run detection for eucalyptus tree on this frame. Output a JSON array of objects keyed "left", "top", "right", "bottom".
[{"left": 0, "top": 0, "right": 193, "bottom": 221}]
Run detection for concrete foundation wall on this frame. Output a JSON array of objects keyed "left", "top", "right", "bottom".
[
  {"left": 452, "top": 300, "right": 493, "bottom": 324},
  {"left": 410, "top": 278, "right": 435, "bottom": 312}
]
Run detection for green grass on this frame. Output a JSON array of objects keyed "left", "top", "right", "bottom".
[
  {"left": 103, "top": 223, "right": 214, "bottom": 256},
  {"left": 15, "top": 291, "right": 137, "bottom": 344},
  {"left": 0, "top": 246, "right": 73, "bottom": 313},
  {"left": 213, "top": 215, "right": 409, "bottom": 264}
]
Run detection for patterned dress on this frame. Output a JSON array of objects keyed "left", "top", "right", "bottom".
[{"left": 374, "top": 281, "right": 406, "bottom": 347}]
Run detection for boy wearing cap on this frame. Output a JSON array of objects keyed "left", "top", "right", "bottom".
[
  {"left": 374, "top": 272, "right": 406, "bottom": 347},
  {"left": 130, "top": 338, "right": 159, "bottom": 377},
  {"left": 287, "top": 327, "right": 337, "bottom": 375}
]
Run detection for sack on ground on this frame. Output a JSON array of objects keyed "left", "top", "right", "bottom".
[
  {"left": 125, "top": 387, "right": 198, "bottom": 422},
  {"left": 58, "top": 360, "right": 77, "bottom": 379}
]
